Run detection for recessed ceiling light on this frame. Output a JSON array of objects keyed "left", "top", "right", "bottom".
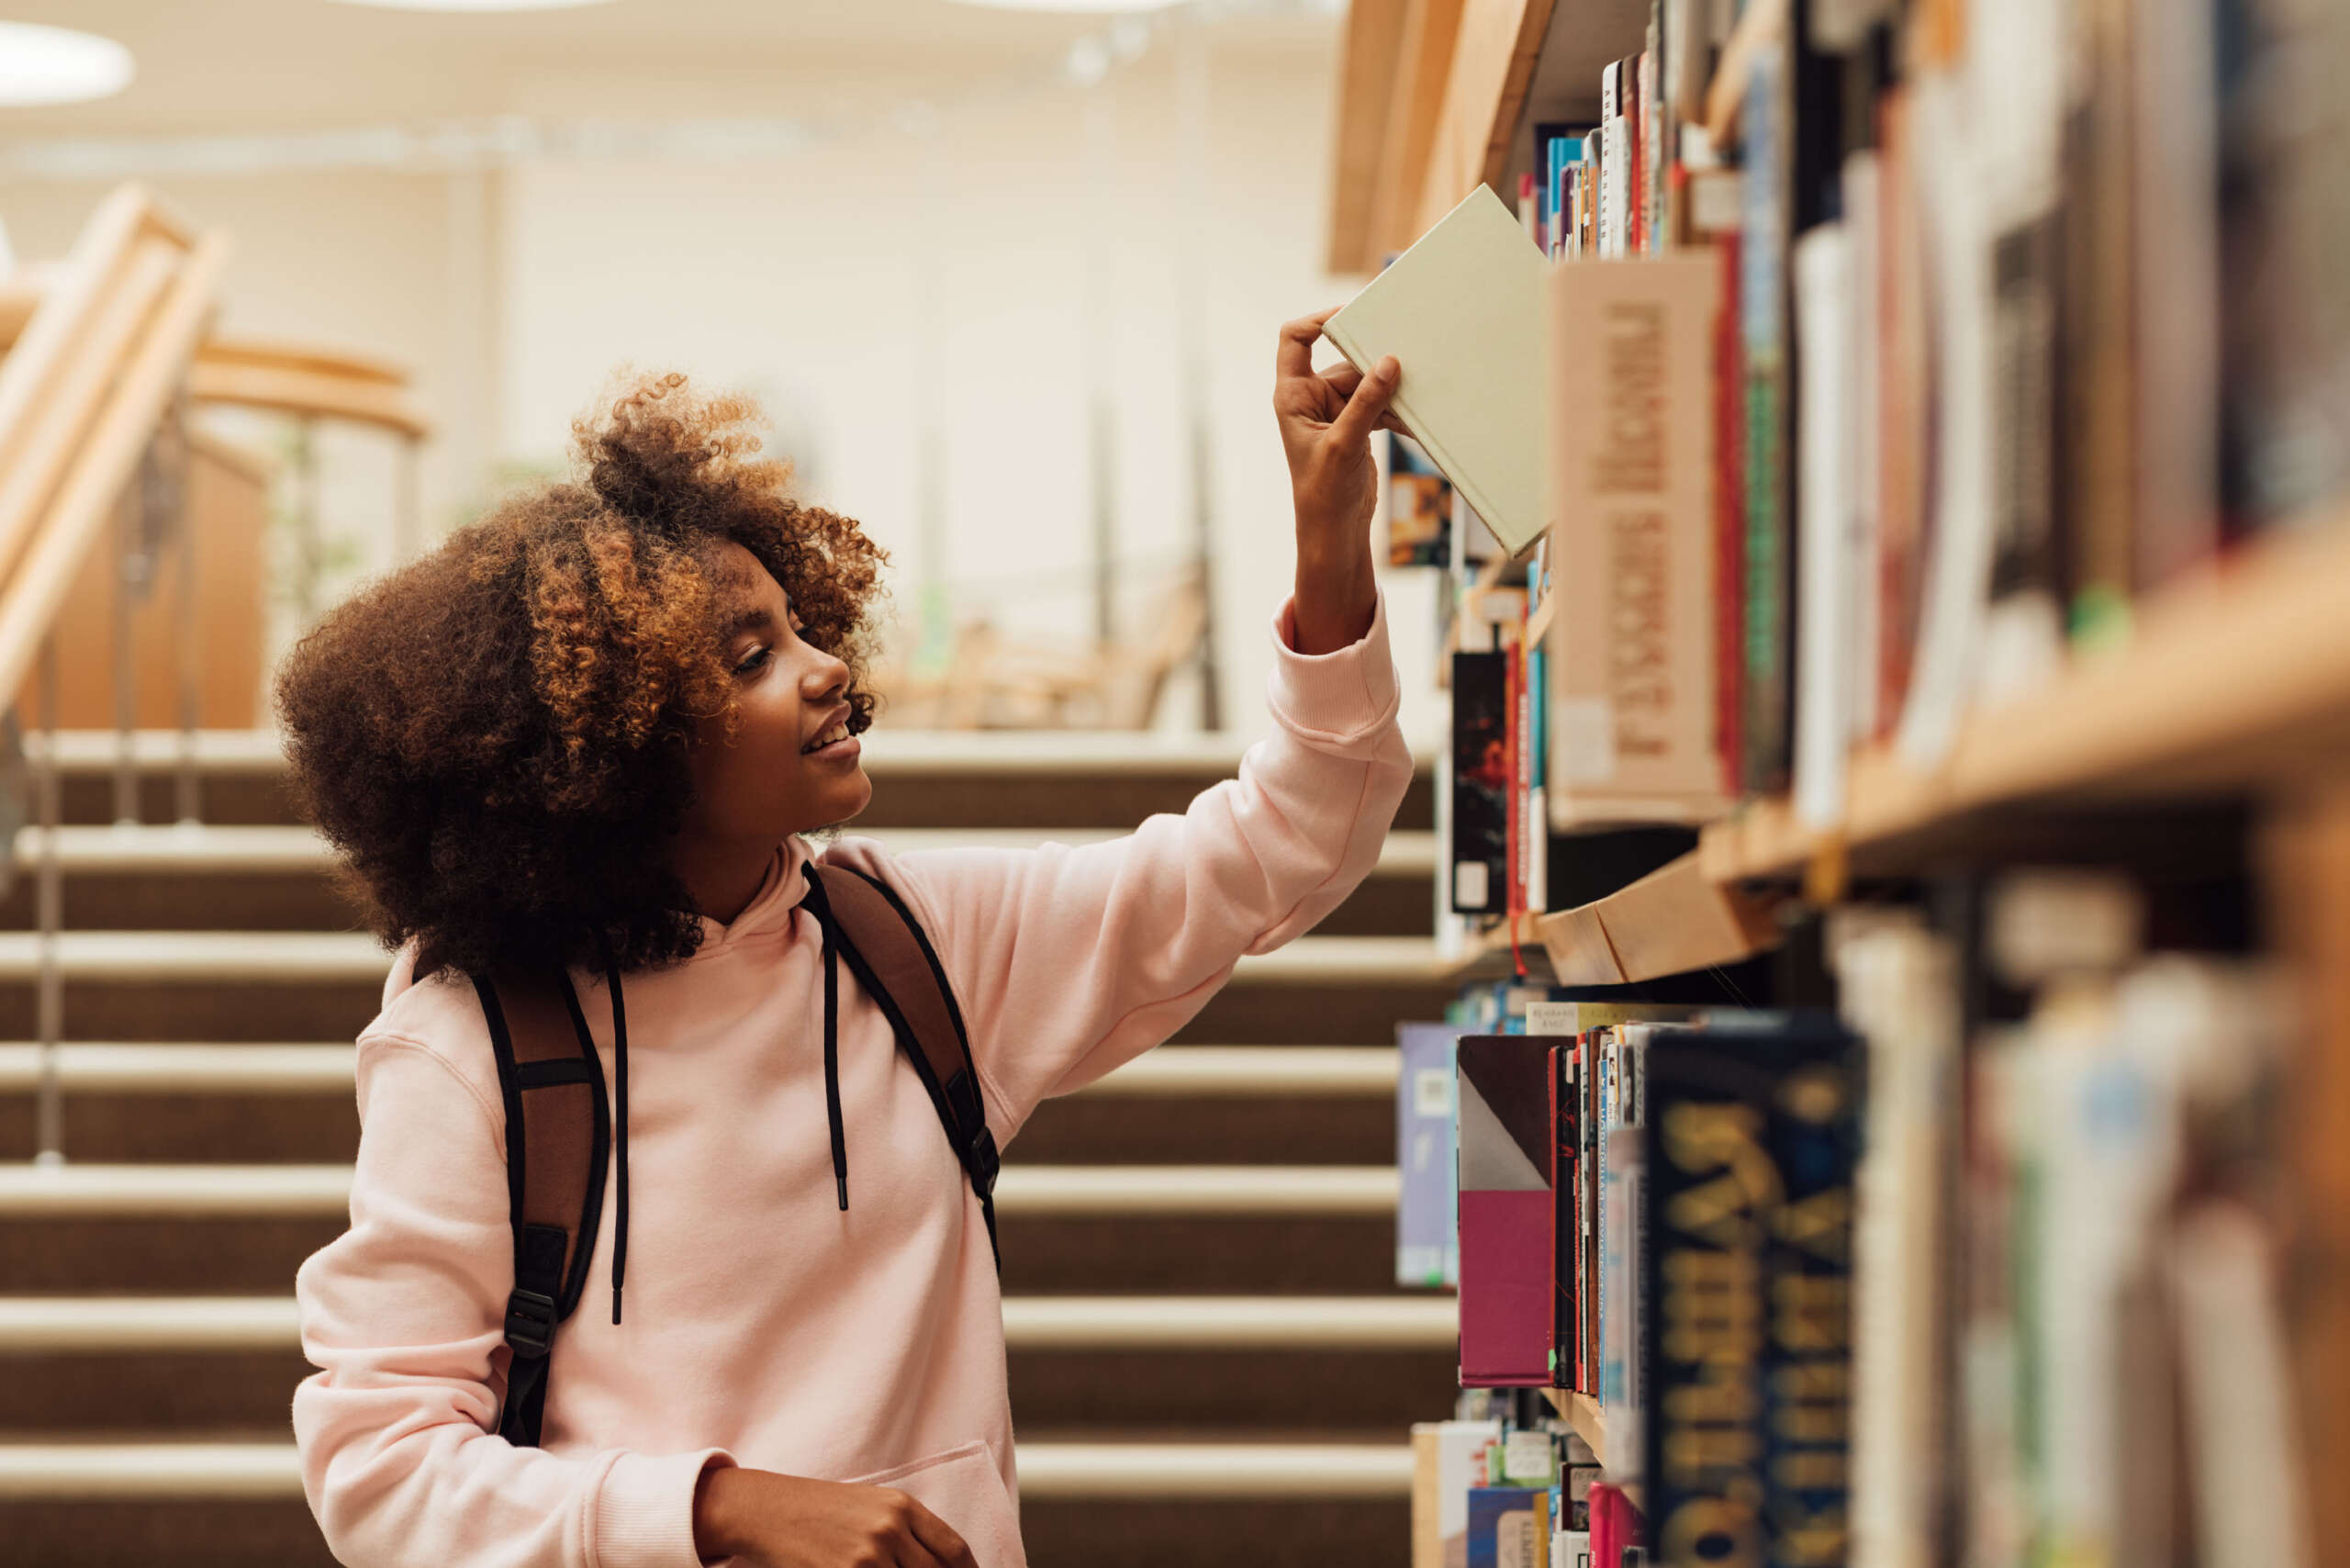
[
  {"left": 947, "top": 0, "right": 1181, "bottom": 12},
  {"left": 321, "top": 0, "right": 617, "bottom": 11},
  {"left": 0, "top": 22, "right": 133, "bottom": 106}
]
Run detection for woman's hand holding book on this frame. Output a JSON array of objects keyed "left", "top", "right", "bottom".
[{"left": 1275, "top": 309, "right": 1403, "bottom": 655}]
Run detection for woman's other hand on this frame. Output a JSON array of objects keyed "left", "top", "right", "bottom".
[
  {"left": 1273, "top": 309, "right": 1402, "bottom": 655},
  {"left": 695, "top": 1464, "right": 979, "bottom": 1568}
]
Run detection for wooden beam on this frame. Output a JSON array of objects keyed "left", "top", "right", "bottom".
[
  {"left": 1368, "top": 0, "right": 1469, "bottom": 260},
  {"left": 1326, "top": 0, "right": 1413, "bottom": 274},
  {"left": 1416, "top": 0, "right": 1557, "bottom": 237}
]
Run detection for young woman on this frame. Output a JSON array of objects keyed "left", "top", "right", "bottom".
[{"left": 285, "top": 315, "right": 1411, "bottom": 1568}]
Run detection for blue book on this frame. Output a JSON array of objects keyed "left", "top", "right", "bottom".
[
  {"left": 1396, "top": 1021, "right": 1460, "bottom": 1287},
  {"left": 1467, "top": 1486, "right": 1541, "bottom": 1568}
]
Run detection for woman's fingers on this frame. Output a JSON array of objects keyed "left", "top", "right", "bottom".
[
  {"left": 901, "top": 1497, "right": 979, "bottom": 1568},
  {"left": 1275, "top": 311, "right": 1334, "bottom": 380},
  {"left": 1329, "top": 355, "right": 1401, "bottom": 447}
]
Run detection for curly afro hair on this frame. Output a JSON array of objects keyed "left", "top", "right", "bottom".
[{"left": 277, "top": 372, "right": 887, "bottom": 979}]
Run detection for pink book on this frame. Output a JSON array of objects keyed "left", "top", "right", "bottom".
[{"left": 1456, "top": 1035, "right": 1555, "bottom": 1385}]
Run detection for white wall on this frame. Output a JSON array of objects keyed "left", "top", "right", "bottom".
[{"left": 0, "top": 25, "right": 1444, "bottom": 747}]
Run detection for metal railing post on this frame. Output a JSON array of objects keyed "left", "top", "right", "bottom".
[
  {"left": 167, "top": 413, "right": 201, "bottom": 825},
  {"left": 112, "top": 478, "right": 140, "bottom": 826},
  {"left": 33, "top": 635, "right": 64, "bottom": 1167}
]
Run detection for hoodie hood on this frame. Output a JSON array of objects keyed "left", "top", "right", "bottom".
[{"left": 375, "top": 835, "right": 824, "bottom": 1327}]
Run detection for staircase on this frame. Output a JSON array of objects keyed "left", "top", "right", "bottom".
[{"left": 0, "top": 731, "right": 1457, "bottom": 1567}]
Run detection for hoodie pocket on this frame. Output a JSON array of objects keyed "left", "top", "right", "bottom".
[{"left": 848, "top": 1439, "right": 1024, "bottom": 1568}]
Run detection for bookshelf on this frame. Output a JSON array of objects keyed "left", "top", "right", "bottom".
[
  {"left": 1355, "top": 0, "right": 2350, "bottom": 1558},
  {"left": 1539, "top": 1388, "right": 1607, "bottom": 1465},
  {"left": 1328, "top": 0, "right": 1651, "bottom": 272},
  {"left": 1702, "top": 509, "right": 2350, "bottom": 884}
]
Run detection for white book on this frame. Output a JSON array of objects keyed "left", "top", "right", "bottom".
[
  {"left": 1842, "top": 151, "right": 1884, "bottom": 742},
  {"left": 1325, "top": 186, "right": 1550, "bottom": 556},
  {"left": 1793, "top": 223, "right": 1852, "bottom": 829}
]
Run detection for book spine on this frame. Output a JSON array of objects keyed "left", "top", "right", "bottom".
[
  {"left": 1451, "top": 649, "right": 1509, "bottom": 914},
  {"left": 1738, "top": 43, "right": 1794, "bottom": 796},
  {"left": 1547, "top": 255, "right": 1728, "bottom": 819},
  {"left": 1714, "top": 233, "right": 1747, "bottom": 795},
  {"left": 1643, "top": 1024, "right": 1859, "bottom": 1567},
  {"left": 1552, "top": 1044, "right": 1576, "bottom": 1387}
]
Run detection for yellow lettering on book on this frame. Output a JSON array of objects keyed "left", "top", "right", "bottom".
[
  {"left": 1772, "top": 1274, "right": 1850, "bottom": 1352},
  {"left": 1661, "top": 1249, "right": 1762, "bottom": 1362},
  {"left": 1771, "top": 1502, "right": 1851, "bottom": 1567},
  {"left": 1769, "top": 1361, "right": 1851, "bottom": 1399},
  {"left": 1659, "top": 1498, "right": 1765, "bottom": 1568},
  {"left": 1662, "top": 1103, "right": 1780, "bottom": 1246},
  {"left": 1774, "top": 1186, "right": 1852, "bottom": 1263},
  {"left": 1770, "top": 1450, "right": 1850, "bottom": 1490}
]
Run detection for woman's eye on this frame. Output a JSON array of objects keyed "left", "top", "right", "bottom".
[{"left": 733, "top": 645, "right": 772, "bottom": 676}]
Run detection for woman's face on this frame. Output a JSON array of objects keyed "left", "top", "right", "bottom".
[{"left": 683, "top": 542, "right": 874, "bottom": 846}]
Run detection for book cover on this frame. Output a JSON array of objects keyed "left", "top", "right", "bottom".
[
  {"left": 1458, "top": 1036, "right": 1560, "bottom": 1386},
  {"left": 1426, "top": 1420, "right": 1505, "bottom": 1568},
  {"left": 1468, "top": 1486, "right": 1544, "bottom": 1568},
  {"left": 1550, "top": 1044, "right": 1579, "bottom": 1387},
  {"left": 1452, "top": 649, "right": 1509, "bottom": 914},
  {"left": 1875, "top": 85, "right": 1929, "bottom": 736},
  {"left": 1642, "top": 1017, "right": 1862, "bottom": 1568},
  {"left": 1544, "top": 253, "right": 1728, "bottom": 825},
  {"left": 1398, "top": 1021, "right": 1461, "bottom": 1288},
  {"left": 1739, "top": 39, "right": 1794, "bottom": 796},
  {"left": 1325, "top": 186, "right": 1550, "bottom": 555},
  {"left": 1712, "top": 232, "right": 1746, "bottom": 793},
  {"left": 1389, "top": 432, "right": 1455, "bottom": 567},
  {"left": 1792, "top": 221, "right": 1853, "bottom": 830}
]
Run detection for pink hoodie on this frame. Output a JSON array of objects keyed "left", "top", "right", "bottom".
[{"left": 290, "top": 594, "right": 1413, "bottom": 1568}]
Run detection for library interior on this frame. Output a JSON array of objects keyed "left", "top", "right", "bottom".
[{"left": 0, "top": 0, "right": 2343, "bottom": 1564}]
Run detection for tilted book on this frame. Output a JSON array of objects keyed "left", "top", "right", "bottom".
[
  {"left": 1543, "top": 252, "right": 1729, "bottom": 826},
  {"left": 1325, "top": 186, "right": 1550, "bottom": 557}
]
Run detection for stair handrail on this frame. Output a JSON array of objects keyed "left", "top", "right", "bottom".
[{"left": 0, "top": 184, "right": 228, "bottom": 1168}]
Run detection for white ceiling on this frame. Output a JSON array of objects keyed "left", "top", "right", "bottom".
[{"left": 0, "top": 0, "right": 1337, "bottom": 134}]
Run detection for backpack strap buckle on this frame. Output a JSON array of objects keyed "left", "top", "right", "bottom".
[
  {"left": 966, "top": 1125, "right": 1001, "bottom": 1198},
  {"left": 504, "top": 1286, "right": 560, "bottom": 1360}
]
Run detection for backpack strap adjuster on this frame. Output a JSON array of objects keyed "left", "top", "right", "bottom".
[
  {"left": 967, "top": 1125, "right": 1001, "bottom": 1198},
  {"left": 504, "top": 1286, "right": 560, "bottom": 1360}
]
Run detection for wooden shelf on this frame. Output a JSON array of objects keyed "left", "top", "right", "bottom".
[
  {"left": 1539, "top": 1388, "right": 1607, "bottom": 1463},
  {"left": 1706, "top": 513, "right": 2350, "bottom": 887},
  {"left": 1445, "top": 912, "right": 1551, "bottom": 979},
  {"left": 1327, "top": 0, "right": 1648, "bottom": 272},
  {"left": 1536, "top": 849, "right": 1780, "bottom": 984}
]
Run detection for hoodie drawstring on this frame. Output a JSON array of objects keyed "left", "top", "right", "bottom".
[
  {"left": 596, "top": 930, "right": 631, "bottom": 1327},
  {"left": 800, "top": 866, "right": 851, "bottom": 1211}
]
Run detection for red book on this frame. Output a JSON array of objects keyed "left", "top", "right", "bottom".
[{"left": 1588, "top": 1481, "right": 1643, "bottom": 1568}]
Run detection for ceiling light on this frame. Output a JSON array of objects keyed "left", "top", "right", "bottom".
[
  {"left": 0, "top": 23, "right": 133, "bottom": 106},
  {"left": 947, "top": 0, "right": 1182, "bottom": 12},
  {"left": 321, "top": 0, "right": 617, "bottom": 12}
]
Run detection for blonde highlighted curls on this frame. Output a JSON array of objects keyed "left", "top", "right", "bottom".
[{"left": 277, "top": 371, "right": 888, "bottom": 978}]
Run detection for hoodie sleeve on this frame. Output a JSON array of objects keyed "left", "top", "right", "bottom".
[
  {"left": 867, "top": 591, "right": 1414, "bottom": 1138},
  {"left": 293, "top": 1034, "right": 734, "bottom": 1568}
]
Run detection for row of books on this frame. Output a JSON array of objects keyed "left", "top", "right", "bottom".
[
  {"left": 1409, "top": 1396, "right": 1625, "bottom": 1568},
  {"left": 1390, "top": 0, "right": 2350, "bottom": 834},
  {"left": 1414, "top": 870, "right": 2311, "bottom": 1567}
]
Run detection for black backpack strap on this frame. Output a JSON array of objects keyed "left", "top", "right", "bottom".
[
  {"left": 472, "top": 966, "right": 610, "bottom": 1449},
  {"left": 801, "top": 863, "right": 1002, "bottom": 1271}
]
